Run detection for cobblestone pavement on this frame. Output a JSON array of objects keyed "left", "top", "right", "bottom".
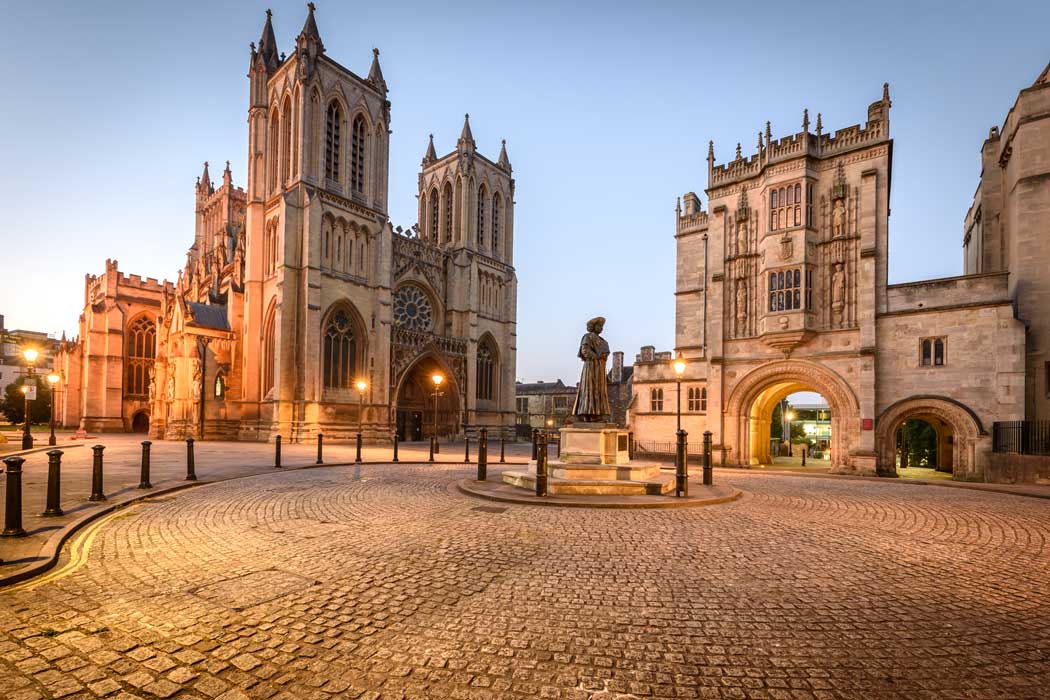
[{"left": 1, "top": 465, "right": 1049, "bottom": 699}]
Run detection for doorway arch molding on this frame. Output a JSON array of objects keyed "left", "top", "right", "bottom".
[
  {"left": 725, "top": 359, "right": 861, "bottom": 470},
  {"left": 875, "top": 395, "right": 985, "bottom": 479}
]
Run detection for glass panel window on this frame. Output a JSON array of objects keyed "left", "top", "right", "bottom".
[
  {"left": 921, "top": 339, "right": 932, "bottom": 366},
  {"left": 934, "top": 339, "right": 945, "bottom": 366}
]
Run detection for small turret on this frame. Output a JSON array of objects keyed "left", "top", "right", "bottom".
[
  {"left": 197, "top": 161, "right": 214, "bottom": 198},
  {"left": 457, "top": 113, "right": 476, "bottom": 155},
  {"left": 298, "top": 2, "right": 324, "bottom": 53},
  {"left": 222, "top": 161, "right": 232, "bottom": 189},
  {"left": 802, "top": 108, "right": 810, "bottom": 132},
  {"left": 423, "top": 134, "right": 437, "bottom": 165},
  {"left": 256, "top": 9, "right": 280, "bottom": 73},
  {"left": 497, "top": 139, "right": 511, "bottom": 172},
  {"left": 294, "top": 2, "right": 324, "bottom": 79},
  {"left": 368, "top": 48, "right": 387, "bottom": 93}
]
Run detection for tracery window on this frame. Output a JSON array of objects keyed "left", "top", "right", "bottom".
[
  {"left": 443, "top": 183, "right": 453, "bottom": 243},
  {"left": 770, "top": 181, "right": 804, "bottom": 231},
  {"left": 393, "top": 285, "right": 434, "bottom": 332},
  {"left": 768, "top": 268, "right": 805, "bottom": 312},
  {"left": 263, "top": 304, "right": 276, "bottom": 396},
  {"left": 476, "top": 340, "right": 496, "bottom": 401},
  {"left": 280, "top": 98, "right": 291, "bottom": 186},
  {"left": 701, "top": 387, "right": 707, "bottom": 411},
  {"left": 323, "top": 308, "right": 358, "bottom": 389},
  {"left": 268, "top": 109, "right": 280, "bottom": 194},
  {"left": 491, "top": 194, "right": 501, "bottom": 254},
  {"left": 350, "top": 114, "right": 366, "bottom": 194},
  {"left": 428, "top": 188, "right": 439, "bottom": 242},
  {"left": 214, "top": 373, "right": 226, "bottom": 399},
  {"left": 650, "top": 387, "right": 664, "bottom": 412},
  {"left": 325, "top": 102, "right": 341, "bottom": 182},
  {"left": 125, "top": 317, "right": 156, "bottom": 397},
  {"left": 687, "top": 387, "right": 702, "bottom": 412},
  {"left": 477, "top": 185, "right": 487, "bottom": 249}
]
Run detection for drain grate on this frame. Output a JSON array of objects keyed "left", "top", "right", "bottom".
[{"left": 471, "top": 506, "right": 508, "bottom": 514}]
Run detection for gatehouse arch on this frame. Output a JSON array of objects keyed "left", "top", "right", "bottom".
[
  {"left": 875, "top": 395, "right": 986, "bottom": 479},
  {"left": 725, "top": 360, "right": 861, "bottom": 472}
]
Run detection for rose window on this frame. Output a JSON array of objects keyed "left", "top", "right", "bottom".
[{"left": 394, "top": 285, "right": 434, "bottom": 331}]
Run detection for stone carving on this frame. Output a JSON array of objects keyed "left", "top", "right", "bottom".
[
  {"left": 191, "top": 361, "right": 203, "bottom": 402},
  {"left": 832, "top": 199, "right": 846, "bottom": 237},
  {"left": 570, "top": 317, "right": 611, "bottom": 423},
  {"left": 148, "top": 366, "right": 157, "bottom": 401},
  {"left": 166, "top": 376, "right": 175, "bottom": 402},
  {"left": 831, "top": 263, "right": 847, "bottom": 321},
  {"left": 735, "top": 280, "right": 748, "bottom": 324}
]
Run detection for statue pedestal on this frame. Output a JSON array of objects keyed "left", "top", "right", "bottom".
[{"left": 502, "top": 423, "right": 673, "bottom": 496}]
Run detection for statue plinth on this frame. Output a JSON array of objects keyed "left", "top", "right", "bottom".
[{"left": 559, "top": 423, "right": 630, "bottom": 465}]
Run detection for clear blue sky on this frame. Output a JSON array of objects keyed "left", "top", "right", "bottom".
[{"left": 1, "top": 0, "right": 1048, "bottom": 384}]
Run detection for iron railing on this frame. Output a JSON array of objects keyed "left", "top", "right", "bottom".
[
  {"left": 993, "top": 420, "right": 1050, "bottom": 455},
  {"left": 634, "top": 439, "right": 705, "bottom": 457}
]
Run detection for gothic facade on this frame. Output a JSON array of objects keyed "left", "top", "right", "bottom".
[
  {"left": 54, "top": 5, "right": 518, "bottom": 442},
  {"left": 630, "top": 68, "right": 1050, "bottom": 480}
]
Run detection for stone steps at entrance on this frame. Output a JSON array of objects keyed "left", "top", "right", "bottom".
[{"left": 501, "top": 470, "right": 675, "bottom": 495}]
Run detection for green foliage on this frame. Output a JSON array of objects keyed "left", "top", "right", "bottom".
[
  {"left": 771, "top": 402, "right": 783, "bottom": 440},
  {"left": 899, "top": 418, "right": 937, "bottom": 467},
  {"left": 0, "top": 377, "right": 53, "bottom": 424},
  {"left": 789, "top": 422, "right": 811, "bottom": 445}
]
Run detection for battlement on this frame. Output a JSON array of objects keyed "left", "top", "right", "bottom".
[{"left": 118, "top": 272, "right": 173, "bottom": 293}]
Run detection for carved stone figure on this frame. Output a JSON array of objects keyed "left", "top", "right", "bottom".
[
  {"left": 148, "top": 366, "right": 157, "bottom": 401},
  {"left": 570, "top": 317, "right": 611, "bottom": 423},
  {"left": 191, "top": 362, "right": 203, "bottom": 402},
  {"left": 832, "top": 199, "right": 846, "bottom": 237},
  {"left": 166, "top": 376, "right": 175, "bottom": 402},
  {"left": 736, "top": 280, "right": 748, "bottom": 323},
  {"left": 831, "top": 263, "right": 847, "bottom": 320}
]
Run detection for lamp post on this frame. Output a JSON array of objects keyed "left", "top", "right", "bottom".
[
  {"left": 672, "top": 359, "right": 687, "bottom": 432},
  {"left": 785, "top": 409, "right": 796, "bottom": 459},
  {"left": 356, "top": 379, "right": 367, "bottom": 463},
  {"left": 46, "top": 373, "right": 60, "bottom": 446},
  {"left": 431, "top": 373, "right": 444, "bottom": 456},
  {"left": 21, "top": 348, "right": 39, "bottom": 450}
]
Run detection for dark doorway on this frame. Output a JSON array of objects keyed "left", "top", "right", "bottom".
[
  {"left": 396, "top": 410, "right": 424, "bottom": 441},
  {"left": 131, "top": 412, "right": 150, "bottom": 433}
]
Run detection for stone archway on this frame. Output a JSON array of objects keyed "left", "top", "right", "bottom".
[
  {"left": 725, "top": 360, "right": 862, "bottom": 473},
  {"left": 393, "top": 353, "right": 462, "bottom": 441},
  {"left": 875, "top": 396, "right": 986, "bottom": 480}
]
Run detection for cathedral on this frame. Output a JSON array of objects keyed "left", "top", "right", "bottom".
[
  {"left": 53, "top": 4, "right": 518, "bottom": 443},
  {"left": 631, "top": 64, "right": 1050, "bottom": 480}
]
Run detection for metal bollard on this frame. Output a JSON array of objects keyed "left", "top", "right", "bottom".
[
  {"left": 89, "top": 445, "right": 106, "bottom": 502},
  {"left": 355, "top": 432, "right": 363, "bottom": 464},
  {"left": 675, "top": 429, "right": 688, "bottom": 498},
  {"left": 392, "top": 433, "right": 399, "bottom": 463},
  {"left": 428, "top": 436, "right": 435, "bottom": 463},
  {"left": 628, "top": 431, "right": 635, "bottom": 460},
  {"left": 2, "top": 456, "right": 27, "bottom": 536},
  {"left": 139, "top": 440, "right": 153, "bottom": 489},
  {"left": 186, "top": 437, "right": 197, "bottom": 481},
  {"left": 316, "top": 433, "right": 324, "bottom": 465},
  {"left": 499, "top": 435, "right": 506, "bottom": 463},
  {"left": 274, "top": 434, "right": 282, "bottom": 469},
  {"left": 531, "top": 428, "right": 539, "bottom": 461},
  {"left": 43, "top": 450, "right": 64, "bottom": 517},
  {"left": 535, "top": 436, "right": 548, "bottom": 497},
  {"left": 802, "top": 445, "right": 807, "bottom": 467},
  {"left": 477, "top": 428, "right": 488, "bottom": 481},
  {"left": 703, "top": 431, "right": 713, "bottom": 486},
  {"left": 464, "top": 436, "right": 470, "bottom": 463}
]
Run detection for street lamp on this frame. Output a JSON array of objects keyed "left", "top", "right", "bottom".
[
  {"left": 431, "top": 373, "right": 444, "bottom": 454},
  {"left": 672, "top": 359, "right": 687, "bottom": 431},
  {"left": 21, "top": 347, "right": 40, "bottom": 449},
  {"left": 356, "top": 379, "right": 368, "bottom": 463},
  {"left": 47, "top": 373, "right": 60, "bottom": 446}
]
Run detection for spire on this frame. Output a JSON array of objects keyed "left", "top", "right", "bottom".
[
  {"left": 802, "top": 108, "right": 810, "bottom": 132},
  {"left": 222, "top": 161, "right": 232, "bottom": 188},
  {"left": 198, "top": 161, "right": 213, "bottom": 196},
  {"left": 367, "top": 48, "right": 387, "bottom": 92},
  {"left": 883, "top": 82, "right": 891, "bottom": 105},
  {"left": 707, "top": 140, "right": 714, "bottom": 163},
  {"left": 457, "top": 113, "right": 476, "bottom": 154},
  {"left": 298, "top": 2, "right": 324, "bottom": 52},
  {"left": 423, "top": 134, "right": 437, "bottom": 165},
  {"left": 816, "top": 112, "right": 823, "bottom": 135},
  {"left": 735, "top": 142, "right": 742, "bottom": 160},
  {"left": 257, "top": 9, "right": 279, "bottom": 72},
  {"left": 765, "top": 121, "right": 772, "bottom": 142},
  {"left": 497, "top": 139, "right": 511, "bottom": 172},
  {"left": 757, "top": 131, "right": 763, "bottom": 151}
]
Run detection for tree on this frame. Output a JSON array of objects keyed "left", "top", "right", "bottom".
[
  {"left": 899, "top": 418, "right": 937, "bottom": 467},
  {"left": 770, "top": 402, "right": 783, "bottom": 440},
  {"left": 1, "top": 377, "right": 53, "bottom": 425}
]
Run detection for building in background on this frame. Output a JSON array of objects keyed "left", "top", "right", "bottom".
[
  {"left": 515, "top": 380, "right": 577, "bottom": 436},
  {"left": 53, "top": 5, "right": 518, "bottom": 441},
  {"left": 606, "top": 350, "right": 633, "bottom": 427},
  {"left": 0, "top": 314, "right": 60, "bottom": 393},
  {"left": 630, "top": 65, "right": 1050, "bottom": 481}
]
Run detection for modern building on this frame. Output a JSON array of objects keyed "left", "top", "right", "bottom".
[
  {"left": 53, "top": 5, "right": 518, "bottom": 442},
  {"left": 631, "top": 65, "right": 1050, "bottom": 481}
]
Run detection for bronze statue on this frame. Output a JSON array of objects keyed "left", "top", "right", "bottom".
[{"left": 571, "top": 316, "right": 611, "bottom": 422}]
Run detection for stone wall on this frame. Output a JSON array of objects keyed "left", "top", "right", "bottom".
[{"left": 987, "top": 452, "right": 1050, "bottom": 484}]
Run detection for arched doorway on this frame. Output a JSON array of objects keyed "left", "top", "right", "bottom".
[
  {"left": 131, "top": 411, "right": 150, "bottom": 433},
  {"left": 770, "top": 393, "right": 833, "bottom": 468},
  {"left": 875, "top": 396, "right": 985, "bottom": 479},
  {"left": 394, "top": 355, "right": 461, "bottom": 441},
  {"left": 726, "top": 360, "right": 861, "bottom": 473}
]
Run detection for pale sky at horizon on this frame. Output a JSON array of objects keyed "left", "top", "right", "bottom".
[{"left": 2, "top": 0, "right": 1048, "bottom": 386}]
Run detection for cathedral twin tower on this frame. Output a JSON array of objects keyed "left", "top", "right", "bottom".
[{"left": 54, "top": 4, "right": 518, "bottom": 442}]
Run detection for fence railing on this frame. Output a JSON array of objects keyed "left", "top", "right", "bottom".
[
  {"left": 634, "top": 439, "right": 704, "bottom": 457},
  {"left": 992, "top": 420, "right": 1050, "bottom": 455}
]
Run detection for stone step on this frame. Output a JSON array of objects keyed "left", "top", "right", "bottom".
[{"left": 501, "top": 470, "right": 675, "bottom": 495}]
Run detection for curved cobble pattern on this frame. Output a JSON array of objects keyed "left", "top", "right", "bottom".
[{"left": 1, "top": 465, "right": 1049, "bottom": 699}]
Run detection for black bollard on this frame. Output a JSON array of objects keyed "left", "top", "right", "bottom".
[
  {"left": 274, "top": 434, "right": 282, "bottom": 469},
  {"left": 186, "top": 437, "right": 197, "bottom": 481},
  {"left": 531, "top": 428, "right": 539, "bottom": 461},
  {"left": 43, "top": 450, "right": 64, "bottom": 517},
  {"left": 428, "top": 436, "right": 435, "bottom": 463},
  {"left": 316, "top": 433, "right": 324, "bottom": 465},
  {"left": 355, "top": 432, "right": 363, "bottom": 464},
  {"left": 802, "top": 445, "right": 807, "bottom": 467},
  {"left": 675, "top": 429, "right": 688, "bottom": 497},
  {"left": 628, "top": 431, "right": 635, "bottom": 460},
  {"left": 2, "top": 456, "right": 27, "bottom": 536},
  {"left": 499, "top": 435, "right": 506, "bottom": 463},
  {"left": 464, "top": 436, "right": 470, "bottom": 463},
  {"left": 477, "top": 428, "right": 488, "bottom": 481},
  {"left": 392, "top": 433, "right": 399, "bottom": 463},
  {"left": 702, "top": 431, "right": 713, "bottom": 486},
  {"left": 535, "top": 436, "right": 548, "bottom": 497},
  {"left": 89, "top": 445, "right": 106, "bottom": 502},
  {"left": 138, "top": 440, "right": 153, "bottom": 489}
]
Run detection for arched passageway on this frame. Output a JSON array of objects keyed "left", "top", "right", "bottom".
[
  {"left": 131, "top": 411, "right": 150, "bottom": 433},
  {"left": 394, "top": 355, "right": 461, "bottom": 441},
  {"left": 875, "top": 396, "right": 986, "bottom": 479}
]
